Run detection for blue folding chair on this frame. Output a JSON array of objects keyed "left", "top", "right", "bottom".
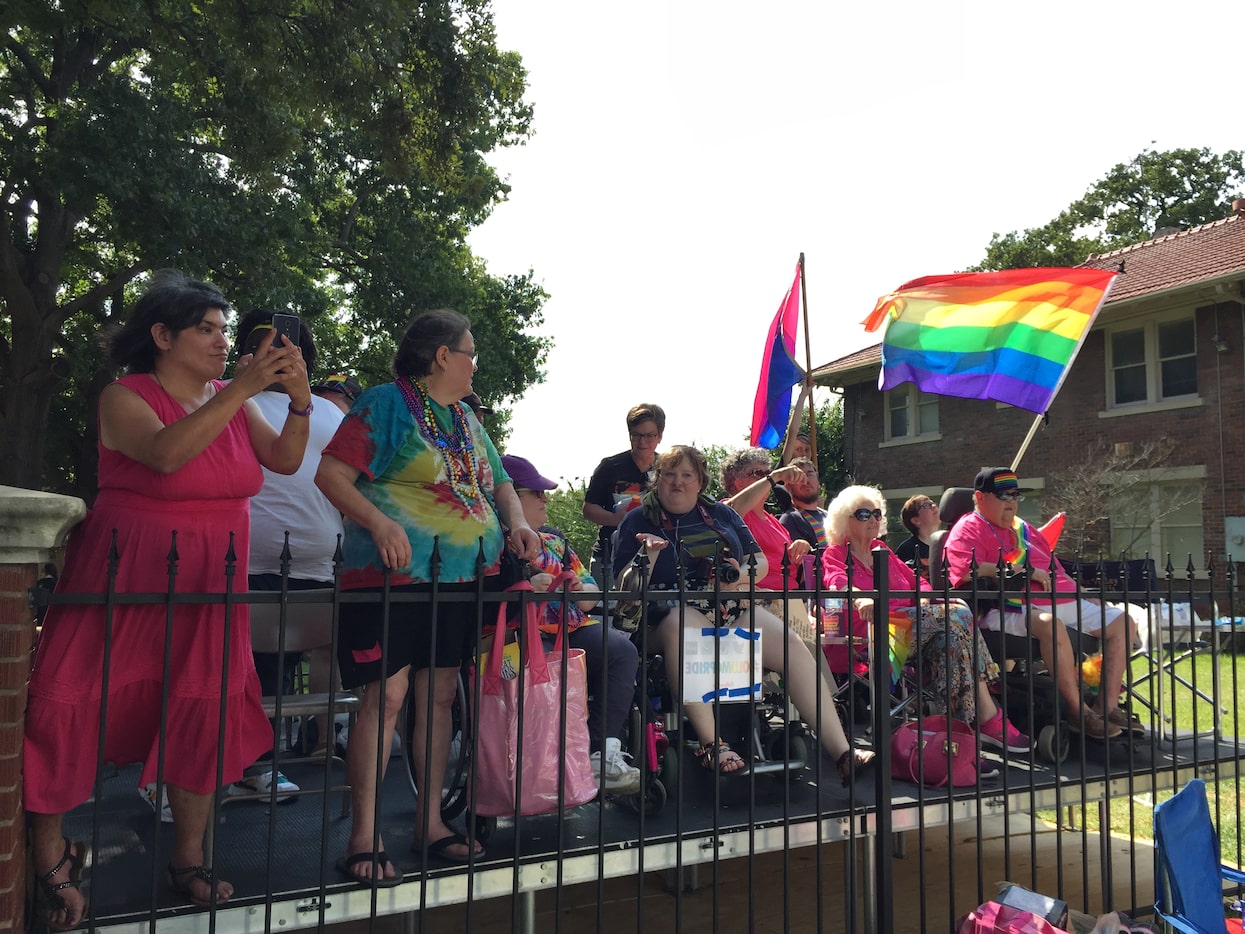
[{"left": 1153, "top": 778, "right": 1245, "bottom": 933}]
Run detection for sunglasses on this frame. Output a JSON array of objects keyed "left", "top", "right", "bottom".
[
  {"left": 852, "top": 508, "right": 883, "bottom": 521},
  {"left": 517, "top": 488, "right": 550, "bottom": 502},
  {"left": 992, "top": 491, "right": 1025, "bottom": 502},
  {"left": 744, "top": 467, "right": 770, "bottom": 479}
]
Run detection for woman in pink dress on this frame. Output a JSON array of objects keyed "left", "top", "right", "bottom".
[{"left": 25, "top": 271, "right": 312, "bottom": 928}]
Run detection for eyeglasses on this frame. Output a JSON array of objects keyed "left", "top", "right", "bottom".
[
  {"left": 630, "top": 431, "right": 660, "bottom": 442},
  {"left": 744, "top": 467, "right": 770, "bottom": 479},
  {"left": 992, "top": 491, "right": 1025, "bottom": 502},
  {"left": 919, "top": 501, "right": 938, "bottom": 512},
  {"left": 517, "top": 488, "right": 549, "bottom": 502},
  {"left": 852, "top": 508, "right": 883, "bottom": 521},
  {"left": 449, "top": 347, "right": 478, "bottom": 366}
]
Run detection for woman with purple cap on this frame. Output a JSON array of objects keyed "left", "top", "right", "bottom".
[{"left": 503, "top": 453, "right": 642, "bottom": 795}]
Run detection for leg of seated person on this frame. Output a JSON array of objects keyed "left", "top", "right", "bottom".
[
  {"left": 654, "top": 608, "right": 745, "bottom": 773},
  {"left": 1093, "top": 610, "right": 1131, "bottom": 719},
  {"left": 565, "top": 623, "right": 638, "bottom": 752},
  {"left": 1029, "top": 609, "right": 1084, "bottom": 718},
  {"left": 751, "top": 606, "right": 854, "bottom": 761}
]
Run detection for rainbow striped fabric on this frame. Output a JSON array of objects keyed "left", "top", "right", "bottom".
[{"left": 861, "top": 267, "right": 1117, "bottom": 414}]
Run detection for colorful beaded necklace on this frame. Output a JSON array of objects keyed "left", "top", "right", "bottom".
[{"left": 398, "top": 376, "right": 482, "bottom": 506}]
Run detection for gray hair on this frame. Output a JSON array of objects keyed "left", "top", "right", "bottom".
[{"left": 720, "top": 447, "right": 772, "bottom": 494}]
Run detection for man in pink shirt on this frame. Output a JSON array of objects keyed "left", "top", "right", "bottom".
[{"left": 943, "top": 467, "right": 1136, "bottom": 741}]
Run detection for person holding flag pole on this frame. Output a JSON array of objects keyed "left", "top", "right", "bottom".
[{"left": 863, "top": 267, "right": 1141, "bottom": 740}]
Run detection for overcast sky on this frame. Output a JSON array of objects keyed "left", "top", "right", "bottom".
[{"left": 468, "top": 0, "right": 1245, "bottom": 488}]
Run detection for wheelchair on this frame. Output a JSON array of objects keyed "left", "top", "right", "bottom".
[
  {"left": 930, "top": 487, "right": 1138, "bottom": 764},
  {"left": 624, "top": 599, "right": 813, "bottom": 790}
]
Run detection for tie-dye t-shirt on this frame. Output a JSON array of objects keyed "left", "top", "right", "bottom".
[{"left": 322, "top": 381, "right": 510, "bottom": 588}]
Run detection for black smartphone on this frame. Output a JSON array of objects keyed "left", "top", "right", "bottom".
[{"left": 271, "top": 313, "right": 301, "bottom": 350}]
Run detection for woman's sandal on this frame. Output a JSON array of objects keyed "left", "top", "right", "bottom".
[
  {"left": 35, "top": 838, "right": 88, "bottom": 931},
  {"left": 695, "top": 740, "right": 748, "bottom": 775},
  {"left": 168, "top": 863, "right": 231, "bottom": 908},
  {"left": 836, "top": 748, "right": 876, "bottom": 787}
]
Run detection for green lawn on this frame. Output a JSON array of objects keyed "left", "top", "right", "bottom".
[{"left": 1038, "top": 651, "right": 1244, "bottom": 864}]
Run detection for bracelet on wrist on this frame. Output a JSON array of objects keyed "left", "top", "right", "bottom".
[{"left": 288, "top": 399, "right": 314, "bottom": 417}]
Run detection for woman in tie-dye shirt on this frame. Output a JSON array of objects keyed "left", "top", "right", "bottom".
[{"left": 316, "top": 309, "right": 540, "bottom": 879}]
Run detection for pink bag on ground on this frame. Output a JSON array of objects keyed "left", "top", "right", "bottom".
[
  {"left": 470, "top": 580, "right": 597, "bottom": 817},
  {"left": 891, "top": 718, "right": 980, "bottom": 788},
  {"left": 956, "top": 901, "right": 1071, "bottom": 934}
]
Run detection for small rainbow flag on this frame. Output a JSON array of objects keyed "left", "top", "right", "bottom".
[{"left": 861, "top": 268, "right": 1117, "bottom": 414}]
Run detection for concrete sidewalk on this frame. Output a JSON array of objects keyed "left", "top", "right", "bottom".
[{"left": 333, "top": 815, "right": 1154, "bottom": 933}]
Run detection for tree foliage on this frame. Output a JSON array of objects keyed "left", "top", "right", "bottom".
[
  {"left": 1, "top": 0, "right": 547, "bottom": 496},
  {"left": 971, "top": 147, "right": 1245, "bottom": 271},
  {"left": 1041, "top": 438, "right": 1200, "bottom": 559}
]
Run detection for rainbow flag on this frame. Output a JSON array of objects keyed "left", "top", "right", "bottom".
[
  {"left": 861, "top": 268, "right": 1117, "bottom": 414},
  {"left": 750, "top": 262, "right": 805, "bottom": 448}
]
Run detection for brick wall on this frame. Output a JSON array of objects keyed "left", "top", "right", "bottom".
[{"left": 0, "top": 563, "right": 34, "bottom": 932}]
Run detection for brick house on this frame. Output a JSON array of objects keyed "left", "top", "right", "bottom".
[{"left": 813, "top": 207, "right": 1245, "bottom": 575}]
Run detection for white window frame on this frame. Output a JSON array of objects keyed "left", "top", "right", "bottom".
[
  {"left": 1106, "top": 466, "right": 1205, "bottom": 577},
  {"left": 1103, "top": 312, "right": 1198, "bottom": 411},
  {"left": 880, "top": 385, "right": 940, "bottom": 447}
]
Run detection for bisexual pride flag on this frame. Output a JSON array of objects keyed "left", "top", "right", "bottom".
[
  {"left": 750, "top": 261, "right": 805, "bottom": 449},
  {"left": 862, "top": 268, "right": 1117, "bottom": 415}
]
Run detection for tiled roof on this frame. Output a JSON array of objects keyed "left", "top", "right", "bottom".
[
  {"left": 1081, "top": 211, "right": 1245, "bottom": 303},
  {"left": 815, "top": 211, "right": 1245, "bottom": 384}
]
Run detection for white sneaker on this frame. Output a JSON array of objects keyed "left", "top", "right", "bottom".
[
  {"left": 591, "top": 738, "right": 641, "bottom": 795},
  {"left": 227, "top": 769, "right": 299, "bottom": 802},
  {"left": 140, "top": 783, "right": 174, "bottom": 823}
]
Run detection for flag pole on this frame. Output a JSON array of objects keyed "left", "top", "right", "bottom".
[
  {"left": 1010, "top": 413, "right": 1045, "bottom": 472},
  {"left": 797, "top": 252, "right": 817, "bottom": 469},
  {"left": 1011, "top": 275, "right": 1117, "bottom": 472}
]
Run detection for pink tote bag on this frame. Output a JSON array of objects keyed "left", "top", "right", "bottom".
[{"left": 470, "top": 578, "right": 597, "bottom": 817}]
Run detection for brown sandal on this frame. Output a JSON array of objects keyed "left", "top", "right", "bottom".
[
  {"left": 696, "top": 740, "right": 748, "bottom": 775},
  {"left": 168, "top": 863, "right": 231, "bottom": 907},
  {"left": 836, "top": 748, "right": 876, "bottom": 787},
  {"left": 35, "top": 837, "right": 88, "bottom": 931}
]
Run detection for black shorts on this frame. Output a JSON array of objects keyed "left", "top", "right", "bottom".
[{"left": 336, "top": 578, "right": 501, "bottom": 688}]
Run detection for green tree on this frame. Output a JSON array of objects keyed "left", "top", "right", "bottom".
[
  {"left": 971, "top": 147, "right": 1245, "bottom": 271},
  {"left": 2, "top": 0, "right": 546, "bottom": 495}
]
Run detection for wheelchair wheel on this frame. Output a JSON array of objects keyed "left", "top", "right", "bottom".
[
  {"left": 620, "top": 775, "right": 668, "bottom": 816},
  {"left": 763, "top": 728, "right": 809, "bottom": 775},
  {"left": 1036, "top": 723, "right": 1069, "bottom": 764},
  {"left": 402, "top": 668, "right": 472, "bottom": 822}
]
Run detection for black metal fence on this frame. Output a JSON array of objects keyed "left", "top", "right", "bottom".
[{"left": 29, "top": 540, "right": 1244, "bottom": 934}]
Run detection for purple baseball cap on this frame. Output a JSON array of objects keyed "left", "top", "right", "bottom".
[{"left": 501, "top": 454, "right": 557, "bottom": 491}]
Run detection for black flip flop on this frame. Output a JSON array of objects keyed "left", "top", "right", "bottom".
[
  {"left": 335, "top": 851, "right": 402, "bottom": 888},
  {"left": 413, "top": 832, "right": 484, "bottom": 865}
]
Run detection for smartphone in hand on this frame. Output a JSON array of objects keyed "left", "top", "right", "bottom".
[{"left": 271, "top": 313, "right": 301, "bottom": 350}]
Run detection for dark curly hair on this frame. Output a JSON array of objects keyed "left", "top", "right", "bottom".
[{"left": 108, "top": 270, "right": 231, "bottom": 373}]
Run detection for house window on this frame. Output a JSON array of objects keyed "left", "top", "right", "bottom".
[
  {"left": 1109, "top": 481, "right": 1204, "bottom": 569},
  {"left": 1107, "top": 316, "right": 1197, "bottom": 408},
  {"left": 885, "top": 386, "right": 938, "bottom": 441}
]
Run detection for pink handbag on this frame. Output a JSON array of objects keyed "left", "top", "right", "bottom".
[
  {"left": 469, "top": 580, "right": 597, "bottom": 817},
  {"left": 956, "top": 901, "right": 1070, "bottom": 934},
  {"left": 890, "top": 718, "right": 980, "bottom": 788}
]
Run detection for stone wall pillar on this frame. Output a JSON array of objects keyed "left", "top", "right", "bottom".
[{"left": 0, "top": 487, "right": 85, "bottom": 932}]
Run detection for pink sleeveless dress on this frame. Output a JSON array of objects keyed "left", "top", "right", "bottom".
[{"left": 24, "top": 374, "right": 272, "bottom": 811}]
